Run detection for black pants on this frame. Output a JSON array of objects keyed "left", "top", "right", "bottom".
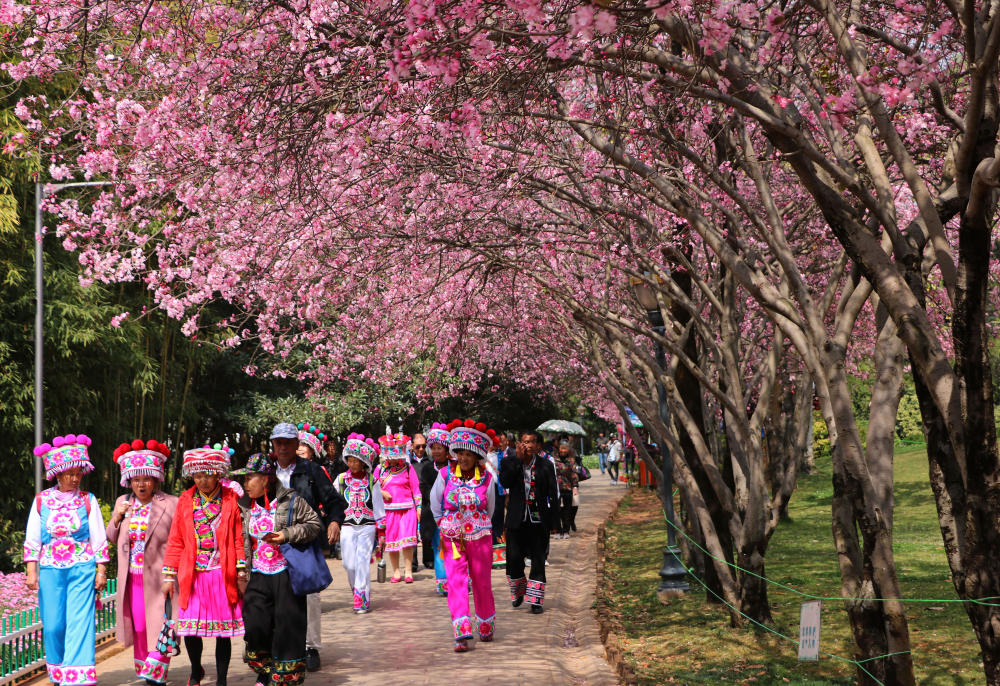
[
  {"left": 505, "top": 521, "right": 548, "bottom": 584},
  {"left": 608, "top": 461, "right": 620, "bottom": 482},
  {"left": 243, "top": 570, "right": 308, "bottom": 685},
  {"left": 559, "top": 492, "right": 575, "bottom": 534},
  {"left": 420, "top": 507, "right": 437, "bottom": 568},
  {"left": 491, "top": 494, "right": 506, "bottom": 543}
]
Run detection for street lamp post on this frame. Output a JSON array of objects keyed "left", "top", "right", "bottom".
[
  {"left": 631, "top": 277, "right": 689, "bottom": 597},
  {"left": 34, "top": 180, "right": 114, "bottom": 493},
  {"left": 576, "top": 403, "right": 586, "bottom": 457}
]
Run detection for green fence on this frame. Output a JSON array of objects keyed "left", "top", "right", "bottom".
[{"left": 0, "top": 579, "right": 117, "bottom": 685}]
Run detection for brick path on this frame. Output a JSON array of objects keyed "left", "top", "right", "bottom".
[{"left": 84, "top": 478, "right": 622, "bottom": 685}]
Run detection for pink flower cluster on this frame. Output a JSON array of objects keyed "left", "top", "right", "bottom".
[{"left": 0, "top": 572, "right": 38, "bottom": 618}]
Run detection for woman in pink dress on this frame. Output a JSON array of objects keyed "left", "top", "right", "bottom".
[
  {"left": 430, "top": 419, "right": 498, "bottom": 652},
  {"left": 106, "top": 438, "right": 178, "bottom": 684},
  {"left": 374, "top": 433, "right": 421, "bottom": 583}
]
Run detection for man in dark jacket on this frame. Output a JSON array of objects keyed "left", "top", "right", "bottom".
[
  {"left": 500, "top": 430, "right": 559, "bottom": 614},
  {"left": 270, "top": 422, "right": 348, "bottom": 672}
]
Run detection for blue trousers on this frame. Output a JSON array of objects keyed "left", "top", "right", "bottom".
[
  {"left": 598, "top": 452, "right": 608, "bottom": 472},
  {"left": 432, "top": 529, "right": 448, "bottom": 593},
  {"left": 39, "top": 561, "right": 96, "bottom": 685}
]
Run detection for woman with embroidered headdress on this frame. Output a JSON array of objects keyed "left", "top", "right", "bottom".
[
  {"left": 106, "top": 438, "right": 179, "bottom": 684},
  {"left": 332, "top": 434, "right": 385, "bottom": 613},
  {"left": 373, "top": 433, "right": 421, "bottom": 583},
  {"left": 25, "top": 434, "right": 109, "bottom": 686},
  {"left": 419, "top": 423, "right": 452, "bottom": 596},
  {"left": 162, "top": 445, "right": 247, "bottom": 686},
  {"left": 234, "top": 453, "right": 322, "bottom": 686},
  {"left": 430, "top": 419, "right": 498, "bottom": 652}
]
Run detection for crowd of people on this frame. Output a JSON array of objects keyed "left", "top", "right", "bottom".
[{"left": 24, "top": 419, "right": 593, "bottom": 685}]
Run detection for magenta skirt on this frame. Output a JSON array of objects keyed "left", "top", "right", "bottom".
[
  {"left": 384, "top": 508, "right": 418, "bottom": 552},
  {"left": 176, "top": 568, "right": 244, "bottom": 637}
]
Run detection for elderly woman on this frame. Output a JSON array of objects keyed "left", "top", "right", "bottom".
[
  {"left": 430, "top": 420, "right": 498, "bottom": 652},
  {"left": 25, "top": 434, "right": 109, "bottom": 686},
  {"left": 234, "top": 453, "right": 322, "bottom": 686},
  {"left": 163, "top": 445, "right": 246, "bottom": 686},
  {"left": 106, "top": 439, "right": 179, "bottom": 684}
]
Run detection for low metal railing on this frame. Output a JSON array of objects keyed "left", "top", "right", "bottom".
[{"left": 0, "top": 579, "right": 117, "bottom": 685}]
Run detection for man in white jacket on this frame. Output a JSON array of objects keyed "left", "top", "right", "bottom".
[{"left": 607, "top": 436, "right": 622, "bottom": 485}]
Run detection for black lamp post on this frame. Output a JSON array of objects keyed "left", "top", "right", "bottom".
[
  {"left": 631, "top": 277, "right": 689, "bottom": 597},
  {"left": 576, "top": 403, "right": 586, "bottom": 457}
]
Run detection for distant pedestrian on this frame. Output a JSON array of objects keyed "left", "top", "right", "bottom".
[
  {"left": 596, "top": 432, "right": 609, "bottom": 474},
  {"left": 607, "top": 435, "right": 622, "bottom": 485},
  {"left": 554, "top": 441, "right": 579, "bottom": 539}
]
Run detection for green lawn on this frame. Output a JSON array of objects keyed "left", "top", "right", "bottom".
[{"left": 601, "top": 446, "right": 984, "bottom": 685}]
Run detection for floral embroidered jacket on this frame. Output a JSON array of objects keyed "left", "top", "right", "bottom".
[
  {"left": 24, "top": 488, "right": 109, "bottom": 568},
  {"left": 162, "top": 485, "right": 246, "bottom": 609},
  {"left": 239, "top": 485, "right": 322, "bottom": 575},
  {"left": 334, "top": 472, "right": 386, "bottom": 527},
  {"left": 374, "top": 463, "right": 422, "bottom": 512},
  {"left": 429, "top": 466, "right": 496, "bottom": 543}
]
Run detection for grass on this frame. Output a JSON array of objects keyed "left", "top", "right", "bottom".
[{"left": 600, "top": 446, "right": 985, "bottom": 685}]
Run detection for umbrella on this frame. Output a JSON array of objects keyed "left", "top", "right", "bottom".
[
  {"left": 536, "top": 419, "right": 587, "bottom": 436},
  {"left": 624, "top": 407, "right": 643, "bottom": 427}
]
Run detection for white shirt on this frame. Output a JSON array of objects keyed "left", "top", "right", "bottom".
[
  {"left": 608, "top": 440, "right": 623, "bottom": 463},
  {"left": 276, "top": 461, "right": 295, "bottom": 489}
]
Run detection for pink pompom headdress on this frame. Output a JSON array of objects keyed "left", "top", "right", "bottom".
[
  {"left": 343, "top": 433, "right": 380, "bottom": 469},
  {"left": 34, "top": 434, "right": 95, "bottom": 481},
  {"left": 426, "top": 422, "right": 451, "bottom": 448}
]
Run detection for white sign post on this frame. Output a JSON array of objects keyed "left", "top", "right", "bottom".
[{"left": 798, "top": 601, "right": 821, "bottom": 661}]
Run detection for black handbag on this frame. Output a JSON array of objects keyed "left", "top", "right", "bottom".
[{"left": 279, "top": 493, "right": 333, "bottom": 596}]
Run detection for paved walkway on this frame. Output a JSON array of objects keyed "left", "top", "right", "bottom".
[{"left": 87, "top": 478, "right": 623, "bottom": 685}]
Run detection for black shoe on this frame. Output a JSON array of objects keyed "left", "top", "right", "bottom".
[
  {"left": 512, "top": 596, "right": 524, "bottom": 608},
  {"left": 531, "top": 604, "right": 544, "bottom": 614},
  {"left": 305, "top": 648, "right": 321, "bottom": 672}
]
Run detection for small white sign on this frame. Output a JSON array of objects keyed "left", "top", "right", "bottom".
[{"left": 798, "top": 601, "right": 821, "bottom": 661}]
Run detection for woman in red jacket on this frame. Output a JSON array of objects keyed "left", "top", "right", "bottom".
[{"left": 162, "top": 446, "right": 247, "bottom": 686}]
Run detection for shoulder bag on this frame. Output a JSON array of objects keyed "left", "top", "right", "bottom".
[{"left": 279, "top": 493, "right": 333, "bottom": 596}]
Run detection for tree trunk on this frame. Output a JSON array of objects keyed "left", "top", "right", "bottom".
[{"left": 825, "top": 347, "right": 915, "bottom": 685}]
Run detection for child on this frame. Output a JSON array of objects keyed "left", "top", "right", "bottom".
[
  {"left": 163, "top": 445, "right": 246, "bottom": 686},
  {"left": 430, "top": 419, "right": 498, "bottom": 652},
  {"left": 333, "top": 434, "right": 385, "bottom": 613},
  {"left": 234, "top": 453, "right": 322, "bottom": 685},
  {"left": 374, "top": 434, "right": 421, "bottom": 583}
]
